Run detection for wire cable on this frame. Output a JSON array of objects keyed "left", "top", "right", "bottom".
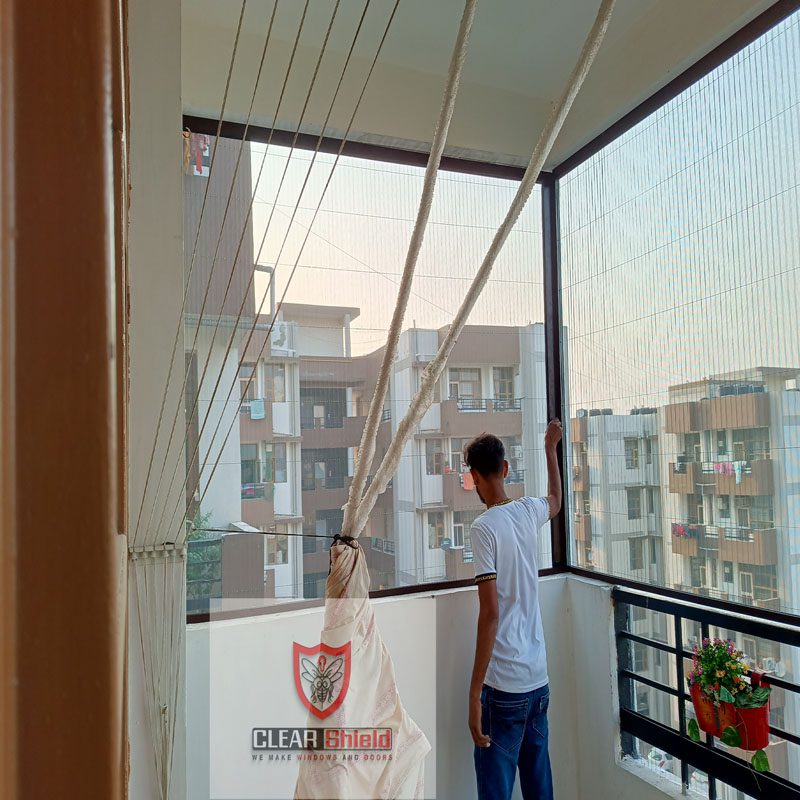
[{"left": 131, "top": 0, "right": 248, "bottom": 545}]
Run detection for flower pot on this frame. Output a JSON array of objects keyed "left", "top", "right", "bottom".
[
  {"left": 690, "top": 683, "right": 736, "bottom": 737},
  {"left": 690, "top": 683, "right": 770, "bottom": 750},
  {"left": 734, "top": 704, "right": 770, "bottom": 751}
]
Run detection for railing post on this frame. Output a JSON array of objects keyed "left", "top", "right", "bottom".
[
  {"left": 541, "top": 173, "right": 567, "bottom": 569},
  {"left": 614, "top": 598, "right": 637, "bottom": 759},
  {"left": 674, "top": 614, "right": 690, "bottom": 791}
]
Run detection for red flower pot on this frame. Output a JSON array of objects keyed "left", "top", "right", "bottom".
[
  {"left": 690, "top": 682, "right": 770, "bottom": 750},
  {"left": 735, "top": 704, "right": 770, "bottom": 751},
  {"left": 690, "top": 683, "right": 736, "bottom": 737}
]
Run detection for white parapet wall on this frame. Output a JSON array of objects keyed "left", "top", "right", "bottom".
[{"left": 185, "top": 574, "right": 676, "bottom": 800}]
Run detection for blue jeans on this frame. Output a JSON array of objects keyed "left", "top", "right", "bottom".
[{"left": 474, "top": 684, "right": 553, "bottom": 800}]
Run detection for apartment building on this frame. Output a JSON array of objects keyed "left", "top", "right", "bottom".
[
  {"left": 234, "top": 316, "right": 551, "bottom": 597},
  {"left": 389, "top": 323, "right": 550, "bottom": 586},
  {"left": 663, "top": 368, "right": 800, "bottom": 613},
  {"left": 568, "top": 406, "right": 670, "bottom": 747},
  {"left": 570, "top": 407, "right": 663, "bottom": 581}
]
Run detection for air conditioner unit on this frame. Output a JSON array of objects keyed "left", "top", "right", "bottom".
[{"left": 511, "top": 445, "right": 523, "bottom": 459}]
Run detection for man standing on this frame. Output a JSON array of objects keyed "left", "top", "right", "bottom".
[{"left": 464, "top": 420, "right": 563, "bottom": 800}]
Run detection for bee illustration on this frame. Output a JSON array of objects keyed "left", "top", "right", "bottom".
[{"left": 301, "top": 654, "right": 345, "bottom": 709}]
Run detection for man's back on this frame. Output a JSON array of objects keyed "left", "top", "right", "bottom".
[{"left": 471, "top": 496, "right": 549, "bottom": 693}]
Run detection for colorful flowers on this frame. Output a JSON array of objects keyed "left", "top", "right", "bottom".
[{"left": 686, "top": 637, "right": 764, "bottom": 709}]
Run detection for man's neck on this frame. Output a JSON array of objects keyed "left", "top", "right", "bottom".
[{"left": 482, "top": 482, "right": 509, "bottom": 509}]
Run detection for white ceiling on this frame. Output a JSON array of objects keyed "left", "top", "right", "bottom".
[{"left": 182, "top": 0, "right": 775, "bottom": 169}]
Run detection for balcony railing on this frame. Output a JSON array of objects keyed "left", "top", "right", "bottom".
[
  {"left": 452, "top": 396, "right": 488, "bottom": 412},
  {"left": 614, "top": 587, "right": 800, "bottom": 799},
  {"left": 493, "top": 397, "right": 521, "bottom": 412}
]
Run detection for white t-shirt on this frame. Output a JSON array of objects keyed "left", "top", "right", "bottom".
[{"left": 471, "top": 496, "right": 550, "bottom": 694}]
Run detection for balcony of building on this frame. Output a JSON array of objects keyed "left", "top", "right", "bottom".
[
  {"left": 238, "top": 398, "right": 274, "bottom": 443},
  {"left": 298, "top": 413, "right": 366, "bottom": 450},
  {"left": 706, "top": 459, "right": 774, "bottom": 497},
  {"left": 187, "top": 575, "right": 800, "bottom": 800},
  {"left": 664, "top": 391, "right": 770, "bottom": 434},
  {"left": 240, "top": 485, "right": 275, "bottom": 530},
  {"left": 669, "top": 461, "right": 704, "bottom": 494},
  {"left": 718, "top": 527, "right": 779, "bottom": 566},
  {"left": 438, "top": 398, "right": 523, "bottom": 437},
  {"left": 671, "top": 523, "right": 719, "bottom": 557}
]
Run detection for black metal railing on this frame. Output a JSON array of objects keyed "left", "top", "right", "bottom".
[
  {"left": 493, "top": 397, "right": 522, "bottom": 412},
  {"left": 452, "top": 397, "right": 488, "bottom": 412},
  {"left": 614, "top": 586, "right": 800, "bottom": 799}
]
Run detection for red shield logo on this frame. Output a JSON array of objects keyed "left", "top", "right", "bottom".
[{"left": 293, "top": 641, "right": 351, "bottom": 720}]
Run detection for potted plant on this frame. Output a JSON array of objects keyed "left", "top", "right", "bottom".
[{"left": 686, "top": 638, "right": 771, "bottom": 772}]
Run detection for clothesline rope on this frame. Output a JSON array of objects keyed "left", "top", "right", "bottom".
[
  {"left": 343, "top": 0, "right": 617, "bottom": 539},
  {"left": 343, "top": 0, "right": 478, "bottom": 539}
]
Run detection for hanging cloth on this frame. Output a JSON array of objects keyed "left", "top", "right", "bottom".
[{"left": 295, "top": 542, "right": 430, "bottom": 799}]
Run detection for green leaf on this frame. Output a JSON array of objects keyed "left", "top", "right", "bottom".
[
  {"left": 721, "top": 725, "right": 742, "bottom": 748},
  {"left": 719, "top": 686, "right": 736, "bottom": 704},
  {"left": 687, "top": 719, "right": 701, "bottom": 743},
  {"left": 751, "top": 749, "right": 770, "bottom": 772}
]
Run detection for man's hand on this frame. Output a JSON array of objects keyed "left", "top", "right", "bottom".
[
  {"left": 544, "top": 418, "right": 563, "bottom": 451},
  {"left": 469, "top": 693, "right": 491, "bottom": 748}
]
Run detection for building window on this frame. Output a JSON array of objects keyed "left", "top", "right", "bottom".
[
  {"left": 493, "top": 366, "right": 515, "bottom": 403},
  {"left": 645, "top": 487, "right": 657, "bottom": 515},
  {"left": 624, "top": 438, "right": 639, "bottom": 469},
  {"left": 266, "top": 524, "right": 289, "bottom": 566},
  {"left": 427, "top": 511, "right": 445, "bottom": 549},
  {"left": 629, "top": 538, "right": 645, "bottom": 571},
  {"left": 645, "top": 438, "right": 653, "bottom": 465},
  {"left": 240, "top": 443, "right": 260, "bottom": 486},
  {"left": 451, "top": 438, "right": 468, "bottom": 472},
  {"left": 690, "top": 557, "right": 706, "bottom": 589},
  {"left": 425, "top": 438, "right": 445, "bottom": 475},
  {"left": 239, "top": 362, "right": 257, "bottom": 403},
  {"left": 650, "top": 538, "right": 658, "bottom": 566},
  {"left": 723, "top": 561, "right": 734, "bottom": 584},
  {"left": 264, "top": 442, "right": 287, "bottom": 484},
  {"left": 716, "top": 430, "right": 727, "bottom": 456},
  {"left": 302, "top": 521, "right": 317, "bottom": 554},
  {"left": 263, "top": 363, "right": 286, "bottom": 402},
  {"left": 626, "top": 488, "right": 642, "bottom": 520},
  {"left": 688, "top": 494, "right": 704, "bottom": 525},
  {"left": 709, "top": 558, "right": 719, "bottom": 589},
  {"left": 734, "top": 496, "right": 773, "bottom": 530},
  {"left": 454, "top": 510, "right": 481, "bottom": 555},
  {"left": 718, "top": 495, "right": 731, "bottom": 520},
  {"left": 449, "top": 368, "right": 481, "bottom": 401},
  {"left": 301, "top": 448, "right": 347, "bottom": 490}
]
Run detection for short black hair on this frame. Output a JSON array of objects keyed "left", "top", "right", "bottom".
[{"left": 463, "top": 433, "right": 505, "bottom": 477}]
